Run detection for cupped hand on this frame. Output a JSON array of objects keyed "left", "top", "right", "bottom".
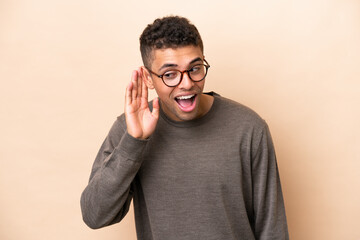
[{"left": 125, "top": 68, "right": 159, "bottom": 140}]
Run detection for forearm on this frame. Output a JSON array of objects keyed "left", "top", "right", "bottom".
[{"left": 81, "top": 132, "right": 148, "bottom": 229}]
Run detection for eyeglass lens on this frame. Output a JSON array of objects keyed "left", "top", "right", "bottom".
[{"left": 163, "top": 64, "right": 208, "bottom": 86}]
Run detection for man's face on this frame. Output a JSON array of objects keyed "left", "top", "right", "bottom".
[{"left": 144, "top": 45, "right": 209, "bottom": 122}]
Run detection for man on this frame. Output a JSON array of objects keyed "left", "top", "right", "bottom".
[{"left": 81, "top": 16, "right": 289, "bottom": 239}]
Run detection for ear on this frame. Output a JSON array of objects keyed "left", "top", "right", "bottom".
[{"left": 141, "top": 67, "right": 155, "bottom": 89}]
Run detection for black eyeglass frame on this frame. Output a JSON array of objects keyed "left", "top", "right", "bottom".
[{"left": 146, "top": 59, "right": 210, "bottom": 87}]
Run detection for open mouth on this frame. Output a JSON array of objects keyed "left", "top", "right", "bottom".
[{"left": 175, "top": 94, "right": 197, "bottom": 112}]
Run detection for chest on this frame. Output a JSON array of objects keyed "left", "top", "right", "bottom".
[{"left": 138, "top": 126, "right": 251, "bottom": 197}]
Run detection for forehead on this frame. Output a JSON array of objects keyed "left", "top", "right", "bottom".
[{"left": 150, "top": 45, "right": 203, "bottom": 70}]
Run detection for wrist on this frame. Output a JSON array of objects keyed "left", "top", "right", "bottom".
[
  {"left": 115, "top": 131, "right": 149, "bottom": 161},
  {"left": 127, "top": 130, "right": 149, "bottom": 140}
]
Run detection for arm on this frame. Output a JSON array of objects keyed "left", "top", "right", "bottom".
[
  {"left": 80, "top": 120, "right": 147, "bottom": 229},
  {"left": 80, "top": 68, "right": 159, "bottom": 229},
  {"left": 252, "top": 124, "right": 289, "bottom": 239}
]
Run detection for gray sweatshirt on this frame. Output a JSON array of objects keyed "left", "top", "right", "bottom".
[{"left": 81, "top": 92, "right": 289, "bottom": 240}]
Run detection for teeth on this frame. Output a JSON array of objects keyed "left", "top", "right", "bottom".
[{"left": 176, "top": 94, "right": 195, "bottom": 100}]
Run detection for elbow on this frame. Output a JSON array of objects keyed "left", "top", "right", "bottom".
[
  {"left": 82, "top": 215, "right": 103, "bottom": 230},
  {"left": 80, "top": 193, "right": 105, "bottom": 230},
  {"left": 81, "top": 205, "right": 121, "bottom": 230},
  {"left": 81, "top": 207, "right": 107, "bottom": 230},
  {"left": 80, "top": 188, "right": 131, "bottom": 229}
]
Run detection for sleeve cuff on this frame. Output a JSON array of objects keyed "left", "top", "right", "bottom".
[{"left": 115, "top": 131, "right": 149, "bottom": 162}]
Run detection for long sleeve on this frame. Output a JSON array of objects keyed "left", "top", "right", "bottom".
[
  {"left": 251, "top": 124, "right": 289, "bottom": 239},
  {"left": 80, "top": 116, "right": 148, "bottom": 229}
]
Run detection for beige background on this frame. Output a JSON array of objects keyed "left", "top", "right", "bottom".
[{"left": 1, "top": 0, "right": 359, "bottom": 239}]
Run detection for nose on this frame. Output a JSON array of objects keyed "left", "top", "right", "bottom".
[{"left": 178, "top": 71, "right": 194, "bottom": 90}]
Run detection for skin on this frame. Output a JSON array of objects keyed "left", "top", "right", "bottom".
[
  {"left": 125, "top": 68, "right": 160, "bottom": 140},
  {"left": 125, "top": 45, "right": 213, "bottom": 140}
]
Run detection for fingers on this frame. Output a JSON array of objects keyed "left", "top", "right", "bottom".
[
  {"left": 126, "top": 68, "right": 149, "bottom": 107},
  {"left": 131, "top": 70, "right": 138, "bottom": 102},
  {"left": 141, "top": 68, "right": 148, "bottom": 101},
  {"left": 125, "top": 79, "right": 133, "bottom": 105},
  {"left": 151, "top": 97, "right": 160, "bottom": 119},
  {"left": 137, "top": 67, "right": 143, "bottom": 99}
]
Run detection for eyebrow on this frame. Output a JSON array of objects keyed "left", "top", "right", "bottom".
[{"left": 158, "top": 57, "right": 203, "bottom": 71}]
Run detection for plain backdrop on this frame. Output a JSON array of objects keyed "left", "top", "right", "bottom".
[{"left": 1, "top": 0, "right": 359, "bottom": 239}]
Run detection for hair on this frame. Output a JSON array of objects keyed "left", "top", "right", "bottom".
[{"left": 140, "top": 16, "right": 204, "bottom": 69}]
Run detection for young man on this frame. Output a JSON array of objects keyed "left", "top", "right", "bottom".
[{"left": 81, "top": 16, "right": 289, "bottom": 239}]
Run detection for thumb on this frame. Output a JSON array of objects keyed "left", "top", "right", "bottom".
[{"left": 151, "top": 97, "right": 160, "bottom": 119}]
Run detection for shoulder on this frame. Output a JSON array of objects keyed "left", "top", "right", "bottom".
[{"left": 211, "top": 92, "right": 267, "bottom": 130}]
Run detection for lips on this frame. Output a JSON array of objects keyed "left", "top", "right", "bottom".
[{"left": 175, "top": 94, "right": 197, "bottom": 112}]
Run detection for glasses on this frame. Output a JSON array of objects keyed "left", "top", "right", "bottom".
[{"left": 147, "top": 59, "right": 210, "bottom": 87}]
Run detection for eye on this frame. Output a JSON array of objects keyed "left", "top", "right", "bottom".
[
  {"left": 189, "top": 66, "right": 201, "bottom": 72},
  {"left": 163, "top": 71, "right": 178, "bottom": 80}
]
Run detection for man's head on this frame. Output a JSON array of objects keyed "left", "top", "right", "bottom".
[
  {"left": 140, "top": 16, "right": 204, "bottom": 69},
  {"left": 139, "top": 16, "right": 212, "bottom": 122}
]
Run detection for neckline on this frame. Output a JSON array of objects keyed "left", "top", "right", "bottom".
[{"left": 159, "top": 92, "right": 220, "bottom": 128}]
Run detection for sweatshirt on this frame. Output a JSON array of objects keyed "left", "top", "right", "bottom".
[{"left": 81, "top": 92, "right": 289, "bottom": 240}]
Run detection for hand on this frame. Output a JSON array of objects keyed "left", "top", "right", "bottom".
[{"left": 125, "top": 68, "right": 160, "bottom": 140}]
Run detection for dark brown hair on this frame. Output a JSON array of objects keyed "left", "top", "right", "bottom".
[{"left": 140, "top": 16, "right": 204, "bottom": 68}]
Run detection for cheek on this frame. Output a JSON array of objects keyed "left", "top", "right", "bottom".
[
  {"left": 195, "top": 81, "right": 205, "bottom": 90},
  {"left": 154, "top": 84, "right": 174, "bottom": 99}
]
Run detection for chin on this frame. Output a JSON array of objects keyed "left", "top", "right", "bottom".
[{"left": 174, "top": 110, "right": 199, "bottom": 122}]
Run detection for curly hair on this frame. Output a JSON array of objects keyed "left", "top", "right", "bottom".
[{"left": 140, "top": 16, "right": 204, "bottom": 68}]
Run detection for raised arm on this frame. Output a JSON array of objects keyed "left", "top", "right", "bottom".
[{"left": 80, "top": 68, "right": 159, "bottom": 229}]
